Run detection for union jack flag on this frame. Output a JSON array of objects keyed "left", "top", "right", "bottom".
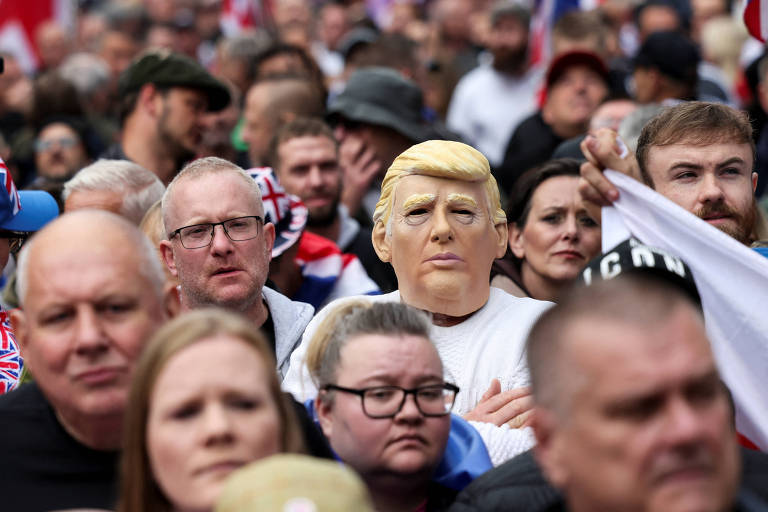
[
  {"left": 0, "top": 158, "right": 20, "bottom": 217},
  {"left": 0, "top": 309, "right": 22, "bottom": 394},
  {"left": 744, "top": 0, "right": 768, "bottom": 42}
]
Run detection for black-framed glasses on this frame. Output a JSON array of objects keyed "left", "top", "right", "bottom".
[
  {"left": 321, "top": 383, "right": 460, "bottom": 418},
  {"left": 0, "top": 231, "right": 28, "bottom": 254},
  {"left": 168, "top": 216, "right": 263, "bottom": 249}
]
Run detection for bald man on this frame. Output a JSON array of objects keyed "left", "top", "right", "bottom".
[{"left": 0, "top": 210, "right": 170, "bottom": 510}]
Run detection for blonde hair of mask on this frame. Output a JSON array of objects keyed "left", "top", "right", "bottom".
[{"left": 372, "top": 140, "right": 506, "bottom": 228}]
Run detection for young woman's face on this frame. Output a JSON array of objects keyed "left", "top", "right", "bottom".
[
  {"left": 147, "top": 335, "right": 282, "bottom": 510},
  {"left": 511, "top": 176, "right": 601, "bottom": 284}
]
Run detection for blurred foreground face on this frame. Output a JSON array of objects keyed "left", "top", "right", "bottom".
[
  {"left": 539, "top": 305, "right": 740, "bottom": 512},
  {"left": 318, "top": 333, "right": 451, "bottom": 480},
  {"left": 147, "top": 334, "right": 282, "bottom": 510}
]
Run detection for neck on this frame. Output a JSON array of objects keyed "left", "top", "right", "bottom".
[
  {"left": 399, "top": 285, "right": 488, "bottom": 324},
  {"left": 55, "top": 408, "right": 124, "bottom": 451},
  {"left": 307, "top": 215, "right": 341, "bottom": 244},
  {"left": 366, "top": 475, "right": 430, "bottom": 512},
  {"left": 180, "top": 294, "right": 269, "bottom": 327},
  {"left": 121, "top": 118, "right": 179, "bottom": 184},
  {"left": 520, "top": 263, "right": 564, "bottom": 302}
]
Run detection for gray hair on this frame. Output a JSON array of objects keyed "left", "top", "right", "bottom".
[
  {"left": 617, "top": 103, "right": 666, "bottom": 154},
  {"left": 62, "top": 159, "right": 165, "bottom": 224},
  {"left": 16, "top": 210, "right": 166, "bottom": 306},
  {"left": 306, "top": 300, "right": 434, "bottom": 393},
  {"left": 161, "top": 157, "right": 262, "bottom": 235},
  {"left": 59, "top": 52, "right": 110, "bottom": 96}
]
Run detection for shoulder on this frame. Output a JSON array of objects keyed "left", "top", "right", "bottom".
[
  {"left": 485, "top": 288, "right": 553, "bottom": 317},
  {"left": 263, "top": 287, "right": 315, "bottom": 324},
  {"left": 0, "top": 381, "right": 47, "bottom": 413},
  {"left": 449, "top": 450, "right": 563, "bottom": 512}
]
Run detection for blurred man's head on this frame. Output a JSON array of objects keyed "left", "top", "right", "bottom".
[
  {"left": 543, "top": 51, "right": 610, "bottom": 139},
  {"left": 270, "top": 118, "right": 341, "bottom": 227},
  {"left": 529, "top": 275, "right": 740, "bottom": 512},
  {"left": 241, "top": 76, "right": 324, "bottom": 167},
  {"left": 12, "top": 210, "right": 168, "bottom": 450},
  {"left": 633, "top": 31, "right": 699, "bottom": 104},
  {"left": 63, "top": 159, "right": 165, "bottom": 224},
  {"left": 486, "top": 2, "right": 530, "bottom": 75},
  {"left": 34, "top": 120, "right": 91, "bottom": 181},
  {"left": 635, "top": 102, "right": 757, "bottom": 244}
]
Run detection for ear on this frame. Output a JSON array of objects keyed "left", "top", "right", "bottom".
[
  {"left": 163, "top": 282, "right": 181, "bottom": 319},
  {"left": 531, "top": 406, "right": 569, "bottom": 489},
  {"left": 10, "top": 309, "right": 30, "bottom": 367},
  {"left": 262, "top": 222, "right": 276, "bottom": 262},
  {"left": 159, "top": 240, "right": 178, "bottom": 277},
  {"left": 508, "top": 222, "right": 526, "bottom": 260},
  {"left": 315, "top": 393, "right": 334, "bottom": 439},
  {"left": 752, "top": 172, "right": 758, "bottom": 194},
  {"left": 372, "top": 221, "right": 391, "bottom": 263},
  {"left": 138, "top": 83, "right": 162, "bottom": 118},
  {"left": 493, "top": 221, "right": 508, "bottom": 259}
]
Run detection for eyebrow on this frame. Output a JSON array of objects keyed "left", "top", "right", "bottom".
[
  {"left": 668, "top": 157, "right": 747, "bottom": 173},
  {"left": 402, "top": 194, "right": 436, "bottom": 210},
  {"left": 446, "top": 193, "right": 479, "bottom": 208}
]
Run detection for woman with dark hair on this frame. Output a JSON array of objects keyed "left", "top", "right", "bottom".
[
  {"left": 491, "top": 158, "right": 601, "bottom": 301},
  {"left": 118, "top": 309, "right": 304, "bottom": 512}
]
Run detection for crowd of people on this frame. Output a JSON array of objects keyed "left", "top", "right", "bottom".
[{"left": 1, "top": 0, "right": 768, "bottom": 510}]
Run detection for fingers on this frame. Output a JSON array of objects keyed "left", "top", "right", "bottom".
[
  {"left": 480, "top": 378, "right": 502, "bottom": 402},
  {"left": 463, "top": 386, "right": 533, "bottom": 426},
  {"left": 506, "top": 408, "right": 534, "bottom": 429}
]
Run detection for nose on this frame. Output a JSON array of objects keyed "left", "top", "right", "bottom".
[
  {"left": 202, "top": 402, "right": 235, "bottom": 445},
  {"left": 394, "top": 392, "right": 424, "bottom": 424},
  {"left": 73, "top": 307, "right": 109, "bottom": 357},
  {"left": 430, "top": 209, "right": 453, "bottom": 243},
  {"left": 562, "top": 214, "right": 580, "bottom": 241},
  {"left": 662, "top": 396, "right": 710, "bottom": 449},
  {"left": 308, "top": 166, "right": 324, "bottom": 188},
  {"left": 698, "top": 174, "right": 726, "bottom": 205},
  {"left": 209, "top": 224, "right": 234, "bottom": 255}
]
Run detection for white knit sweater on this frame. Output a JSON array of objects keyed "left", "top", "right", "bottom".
[{"left": 282, "top": 288, "right": 553, "bottom": 465}]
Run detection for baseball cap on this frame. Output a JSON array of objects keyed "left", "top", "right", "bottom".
[
  {"left": 215, "top": 454, "right": 374, "bottom": 512},
  {"left": 582, "top": 238, "right": 701, "bottom": 307},
  {"left": 0, "top": 162, "right": 59, "bottom": 232},
  {"left": 247, "top": 167, "right": 307, "bottom": 258},
  {"left": 118, "top": 50, "right": 231, "bottom": 111},
  {"left": 633, "top": 30, "right": 699, "bottom": 84},
  {"left": 546, "top": 50, "right": 610, "bottom": 90}
]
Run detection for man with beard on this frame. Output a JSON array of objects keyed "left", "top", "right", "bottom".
[
  {"left": 103, "top": 50, "right": 230, "bottom": 184},
  {"left": 580, "top": 101, "right": 761, "bottom": 245},
  {"left": 447, "top": 2, "right": 544, "bottom": 168},
  {"left": 269, "top": 117, "right": 398, "bottom": 292}
]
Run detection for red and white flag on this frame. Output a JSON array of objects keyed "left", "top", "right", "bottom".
[
  {"left": 744, "top": 0, "right": 768, "bottom": 42},
  {"left": 0, "top": 0, "right": 73, "bottom": 73}
]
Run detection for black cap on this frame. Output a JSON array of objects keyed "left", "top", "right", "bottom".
[
  {"left": 582, "top": 238, "right": 701, "bottom": 307},
  {"left": 328, "top": 67, "right": 430, "bottom": 143},
  {"left": 634, "top": 31, "right": 699, "bottom": 84},
  {"left": 118, "top": 50, "right": 231, "bottom": 111}
]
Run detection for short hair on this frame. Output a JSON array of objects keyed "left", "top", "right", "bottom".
[
  {"left": 118, "top": 308, "right": 305, "bottom": 512},
  {"left": 490, "top": 1, "right": 531, "bottom": 28},
  {"left": 267, "top": 117, "right": 337, "bottom": 171},
  {"left": 506, "top": 158, "right": 582, "bottom": 227},
  {"left": 249, "top": 76, "right": 325, "bottom": 127},
  {"left": 16, "top": 210, "right": 166, "bottom": 305},
  {"left": 161, "top": 157, "right": 262, "bottom": 235},
  {"left": 62, "top": 159, "right": 165, "bottom": 224},
  {"left": 552, "top": 10, "right": 606, "bottom": 48},
  {"left": 526, "top": 274, "right": 704, "bottom": 416},
  {"left": 59, "top": 52, "right": 110, "bottom": 97},
  {"left": 617, "top": 103, "right": 665, "bottom": 154},
  {"left": 306, "top": 300, "right": 433, "bottom": 393},
  {"left": 373, "top": 140, "right": 505, "bottom": 230},
  {"left": 635, "top": 102, "right": 754, "bottom": 187}
]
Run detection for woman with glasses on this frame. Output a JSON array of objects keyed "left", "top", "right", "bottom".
[
  {"left": 118, "top": 308, "right": 304, "bottom": 512},
  {"left": 308, "top": 300, "right": 458, "bottom": 512}
]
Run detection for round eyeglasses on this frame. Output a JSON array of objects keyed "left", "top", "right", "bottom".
[
  {"left": 168, "top": 216, "right": 263, "bottom": 249},
  {"left": 321, "top": 383, "right": 460, "bottom": 418}
]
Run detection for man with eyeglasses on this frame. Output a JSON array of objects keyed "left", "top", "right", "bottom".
[
  {"left": 0, "top": 159, "right": 59, "bottom": 394},
  {"left": 33, "top": 119, "right": 92, "bottom": 185},
  {"left": 160, "top": 156, "right": 314, "bottom": 378}
]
